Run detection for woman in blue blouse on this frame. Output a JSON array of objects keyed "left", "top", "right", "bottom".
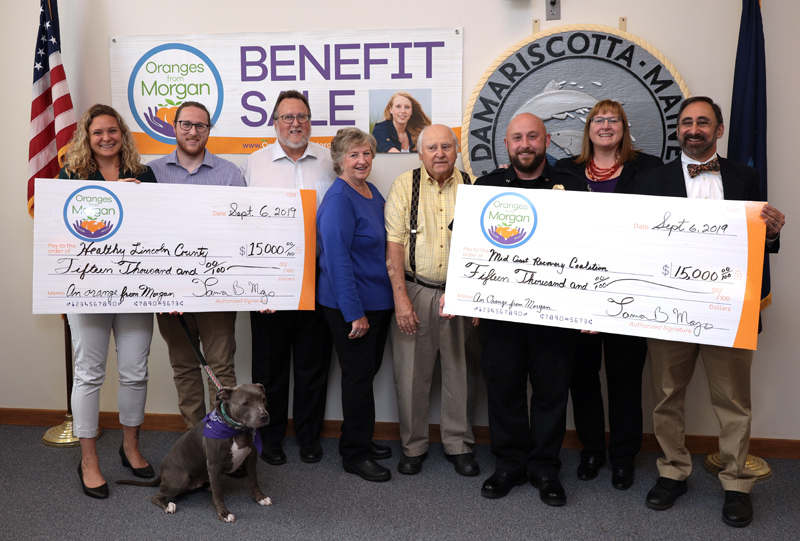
[{"left": 317, "top": 127, "right": 394, "bottom": 482}]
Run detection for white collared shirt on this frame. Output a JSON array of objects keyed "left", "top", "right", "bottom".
[
  {"left": 681, "top": 152, "right": 724, "bottom": 200},
  {"left": 241, "top": 142, "right": 335, "bottom": 208}
]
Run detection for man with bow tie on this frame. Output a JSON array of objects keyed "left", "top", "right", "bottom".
[{"left": 634, "top": 96, "right": 785, "bottom": 528}]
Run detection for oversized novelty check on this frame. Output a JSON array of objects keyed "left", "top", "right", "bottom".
[
  {"left": 33, "top": 179, "right": 317, "bottom": 314},
  {"left": 443, "top": 186, "right": 767, "bottom": 349}
]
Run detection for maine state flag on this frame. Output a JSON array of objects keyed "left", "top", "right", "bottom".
[{"left": 728, "top": 0, "right": 772, "bottom": 309}]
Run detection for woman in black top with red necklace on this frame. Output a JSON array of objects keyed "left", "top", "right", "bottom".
[{"left": 554, "top": 100, "right": 662, "bottom": 490}]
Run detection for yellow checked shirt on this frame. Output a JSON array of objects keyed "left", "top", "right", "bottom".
[{"left": 384, "top": 166, "right": 468, "bottom": 283}]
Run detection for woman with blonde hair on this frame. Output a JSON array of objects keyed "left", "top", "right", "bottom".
[
  {"left": 372, "top": 91, "right": 431, "bottom": 153},
  {"left": 59, "top": 104, "right": 157, "bottom": 499},
  {"left": 554, "top": 99, "right": 662, "bottom": 490}
]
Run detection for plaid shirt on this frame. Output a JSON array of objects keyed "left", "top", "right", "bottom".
[{"left": 384, "top": 165, "right": 467, "bottom": 283}]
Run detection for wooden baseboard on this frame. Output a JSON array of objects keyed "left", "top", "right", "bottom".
[{"left": 3, "top": 408, "right": 799, "bottom": 459}]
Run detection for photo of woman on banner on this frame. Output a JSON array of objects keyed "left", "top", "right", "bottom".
[{"left": 372, "top": 91, "right": 431, "bottom": 153}]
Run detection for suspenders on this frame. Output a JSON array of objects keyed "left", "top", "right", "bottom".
[{"left": 407, "top": 168, "right": 471, "bottom": 284}]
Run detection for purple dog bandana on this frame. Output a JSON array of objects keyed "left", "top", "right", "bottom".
[{"left": 202, "top": 409, "right": 263, "bottom": 454}]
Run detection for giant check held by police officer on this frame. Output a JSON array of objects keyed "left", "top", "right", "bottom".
[
  {"left": 33, "top": 179, "right": 317, "bottom": 314},
  {"left": 443, "top": 186, "right": 767, "bottom": 350}
]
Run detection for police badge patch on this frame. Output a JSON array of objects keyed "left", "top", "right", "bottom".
[{"left": 463, "top": 25, "right": 690, "bottom": 177}]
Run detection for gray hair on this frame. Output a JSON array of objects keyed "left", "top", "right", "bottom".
[
  {"left": 330, "top": 128, "right": 377, "bottom": 175},
  {"left": 416, "top": 124, "right": 459, "bottom": 154}
]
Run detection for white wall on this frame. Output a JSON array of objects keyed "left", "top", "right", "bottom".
[{"left": 3, "top": 0, "right": 798, "bottom": 440}]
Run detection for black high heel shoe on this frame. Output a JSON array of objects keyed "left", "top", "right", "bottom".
[
  {"left": 77, "top": 462, "right": 109, "bottom": 499},
  {"left": 119, "top": 443, "right": 155, "bottom": 478}
]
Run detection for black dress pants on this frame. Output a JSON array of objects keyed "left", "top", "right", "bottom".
[
  {"left": 250, "top": 306, "right": 333, "bottom": 446},
  {"left": 322, "top": 306, "right": 392, "bottom": 464},
  {"left": 569, "top": 332, "right": 647, "bottom": 469},
  {"left": 481, "top": 319, "right": 577, "bottom": 479}
]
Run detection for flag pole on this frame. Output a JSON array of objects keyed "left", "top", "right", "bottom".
[
  {"left": 29, "top": 0, "right": 88, "bottom": 447},
  {"left": 42, "top": 317, "right": 86, "bottom": 446},
  {"left": 705, "top": 0, "right": 771, "bottom": 481}
]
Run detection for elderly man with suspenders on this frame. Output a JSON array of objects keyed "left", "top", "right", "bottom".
[{"left": 385, "top": 124, "right": 481, "bottom": 477}]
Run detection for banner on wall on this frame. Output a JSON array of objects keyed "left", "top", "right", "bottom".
[
  {"left": 110, "top": 28, "right": 463, "bottom": 154},
  {"left": 463, "top": 25, "right": 690, "bottom": 177}
]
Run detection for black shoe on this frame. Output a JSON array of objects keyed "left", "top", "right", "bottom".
[
  {"left": 369, "top": 441, "right": 392, "bottom": 460},
  {"left": 531, "top": 475, "right": 567, "bottom": 506},
  {"left": 576, "top": 455, "right": 604, "bottom": 481},
  {"left": 397, "top": 452, "right": 427, "bottom": 475},
  {"left": 119, "top": 443, "right": 154, "bottom": 478},
  {"left": 77, "top": 462, "right": 109, "bottom": 499},
  {"left": 343, "top": 458, "right": 391, "bottom": 482},
  {"left": 299, "top": 441, "right": 323, "bottom": 464},
  {"left": 612, "top": 467, "right": 635, "bottom": 490},
  {"left": 260, "top": 442, "right": 287, "bottom": 465},
  {"left": 480, "top": 471, "right": 527, "bottom": 499},
  {"left": 722, "top": 491, "right": 753, "bottom": 527},
  {"left": 445, "top": 453, "right": 480, "bottom": 476},
  {"left": 646, "top": 477, "right": 688, "bottom": 510}
]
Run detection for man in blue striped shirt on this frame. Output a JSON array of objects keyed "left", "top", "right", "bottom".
[{"left": 149, "top": 101, "right": 245, "bottom": 429}]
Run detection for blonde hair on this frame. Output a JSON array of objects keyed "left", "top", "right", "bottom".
[
  {"left": 575, "top": 99, "right": 638, "bottom": 165},
  {"left": 330, "top": 128, "right": 377, "bottom": 175},
  {"left": 383, "top": 91, "right": 431, "bottom": 149},
  {"left": 64, "top": 104, "right": 147, "bottom": 179}
]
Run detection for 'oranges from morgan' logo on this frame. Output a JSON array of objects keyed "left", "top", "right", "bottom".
[
  {"left": 63, "top": 185, "right": 124, "bottom": 242},
  {"left": 480, "top": 192, "right": 537, "bottom": 249}
]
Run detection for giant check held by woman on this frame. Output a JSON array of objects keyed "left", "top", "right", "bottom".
[
  {"left": 33, "top": 179, "right": 317, "bottom": 314},
  {"left": 443, "top": 186, "right": 767, "bottom": 350}
]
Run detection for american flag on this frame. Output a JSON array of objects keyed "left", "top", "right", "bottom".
[{"left": 28, "top": 0, "right": 76, "bottom": 217}]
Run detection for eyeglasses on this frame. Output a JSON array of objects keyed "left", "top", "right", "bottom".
[
  {"left": 679, "top": 118, "right": 713, "bottom": 128},
  {"left": 276, "top": 114, "right": 311, "bottom": 124},
  {"left": 590, "top": 116, "right": 621, "bottom": 125},
  {"left": 176, "top": 121, "right": 210, "bottom": 133}
]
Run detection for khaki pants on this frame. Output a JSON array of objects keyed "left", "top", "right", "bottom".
[
  {"left": 157, "top": 312, "right": 237, "bottom": 428},
  {"left": 391, "top": 281, "right": 480, "bottom": 456},
  {"left": 648, "top": 338, "right": 755, "bottom": 493}
]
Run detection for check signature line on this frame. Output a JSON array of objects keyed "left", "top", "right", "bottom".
[{"left": 591, "top": 313, "right": 732, "bottom": 332}]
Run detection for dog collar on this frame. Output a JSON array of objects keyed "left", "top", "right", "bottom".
[{"left": 220, "top": 402, "right": 248, "bottom": 430}]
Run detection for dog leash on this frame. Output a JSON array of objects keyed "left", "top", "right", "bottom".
[{"left": 176, "top": 314, "right": 223, "bottom": 391}]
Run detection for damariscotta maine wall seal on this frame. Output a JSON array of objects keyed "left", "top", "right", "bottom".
[{"left": 463, "top": 25, "right": 690, "bottom": 177}]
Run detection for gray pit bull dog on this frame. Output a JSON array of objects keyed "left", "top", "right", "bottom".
[{"left": 118, "top": 383, "right": 271, "bottom": 522}]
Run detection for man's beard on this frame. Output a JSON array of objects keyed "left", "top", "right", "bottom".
[
  {"left": 279, "top": 132, "right": 310, "bottom": 150},
  {"left": 680, "top": 133, "right": 714, "bottom": 158},
  {"left": 177, "top": 137, "right": 205, "bottom": 157},
  {"left": 510, "top": 149, "right": 545, "bottom": 175}
]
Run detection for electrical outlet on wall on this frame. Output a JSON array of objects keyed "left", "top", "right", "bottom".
[{"left": 546, "top": 0, "right": 561, "bottom": 21}]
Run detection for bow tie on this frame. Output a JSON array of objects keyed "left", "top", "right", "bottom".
[{"left": 687, "top": 157, "right": 720, "bottom": 178}]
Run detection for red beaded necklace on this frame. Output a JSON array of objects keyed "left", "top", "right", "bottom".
[{"left": 586, "top": 158, "right": 621, "bottom": 181}]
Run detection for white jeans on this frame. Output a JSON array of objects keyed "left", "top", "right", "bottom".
[{"left": 68, "top": 313, "right": 153, "bottom": 438}]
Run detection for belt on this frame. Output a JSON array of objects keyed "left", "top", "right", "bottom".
[{"left": 405, "top": 273, "right": 446, "bottom": 290}]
